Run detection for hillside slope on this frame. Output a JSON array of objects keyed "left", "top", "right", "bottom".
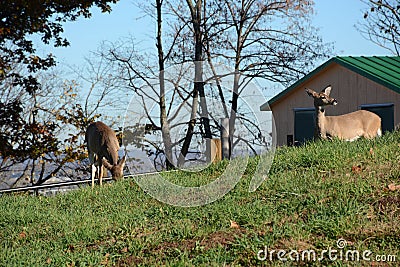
[{"left": 1, "top": 132, "right": 399, "bottom": 266}]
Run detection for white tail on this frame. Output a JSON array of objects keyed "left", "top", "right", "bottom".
[
  {"left": 306, "top": 85, "right": 382, "bottom": 141},
  {"left": 85, "top": 121, "right": 126, "bottom": 188}
]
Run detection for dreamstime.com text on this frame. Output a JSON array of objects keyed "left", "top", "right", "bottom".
[{"left": 257, "top": 239, "right": 397, "bottom": 263}]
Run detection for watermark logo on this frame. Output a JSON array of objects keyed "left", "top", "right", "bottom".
[
  {"left": 336, "top": 238, "right": 347, "bottom": 249},
  {"left": 257, "top": 239, "right": 397, "bottom": 263},
  {"left": 122, "top": 61, "right": 276, "bottom": 207}
]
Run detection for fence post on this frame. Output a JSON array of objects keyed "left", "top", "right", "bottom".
[
  {"left": 220, "top": 118, "right": 230, "bottom": 160},
  {"left": 206, "top": 138, "right": 222, "bottom": 164}
]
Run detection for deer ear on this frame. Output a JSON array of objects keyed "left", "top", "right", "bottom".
[
  {"left": 321, "top": 85, "right": 332, "bottom": 96},
  {"left": 305, "top": 88, "right": 316, "bottom": 97},
  {"left": 102, "top": 157, "right": 113, "bottom": 170},
  {"left": 119, "top": 155, "right": 126, "bottom": 166}
]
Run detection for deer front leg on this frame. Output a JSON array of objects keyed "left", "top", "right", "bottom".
[
  {"left": 91, "top": 164, "right": 96, "bottom": 188},
  {"left": 318, "top": 126, "right": 328, "bottom": 140}
]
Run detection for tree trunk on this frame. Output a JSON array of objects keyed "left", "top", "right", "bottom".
[
  {"left": 228, "top": 69, "right": 240, "bottom": 159},
  {"left": 177, "top": 88, "right": 199, "bottom": 167},
  {"left": 178, "top": 0, "right": 211, "bottom": 167},
  {"left": 156, "top": 0, "right": 174, "bottom": 169}
]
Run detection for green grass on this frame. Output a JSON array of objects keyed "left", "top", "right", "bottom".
[{"left": 1, "top": 132, "right": 400, "bottom": 266}]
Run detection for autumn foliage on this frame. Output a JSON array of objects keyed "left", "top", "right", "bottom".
[{"left": 0, "top": 0, "right": 117, "bottom": 186}]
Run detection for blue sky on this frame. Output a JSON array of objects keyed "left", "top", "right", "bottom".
[
  {"left": 47, "top": 0, "right": 390, "bottom": 69},
  {"left": 313, "top": 0, "right": 388, "bottom": 56}
]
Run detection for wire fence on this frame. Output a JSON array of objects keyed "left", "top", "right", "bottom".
[{"left": 0, "top": 170, "right": 177, "bottom": 195}]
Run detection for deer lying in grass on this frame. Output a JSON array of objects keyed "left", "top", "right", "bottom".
[
  {"left": 306, "top": 85, "right": 381, "bottom": 141},
  {"left": 85, "top": 121, "right": 126, "bottom": 188}
]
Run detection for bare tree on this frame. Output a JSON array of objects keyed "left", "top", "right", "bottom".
[
  {"left": 204, "top": 0, "right": 332, "bottom": 157},
  {"left": 97, "top": 2, "right": 190, "bottom": 170},
  {"left": 358, "top": 0, "right": 400, "bottom": 55},
  {"left": 95, "top": 0, "right": 332, "bottom": 169},
  {"left": 156, "top": 0, "right": 175, "bottom": 169},
  {"left": 68, "top": 53, "right": 128, "bottom": 123},
  {"left": 166, "top": 0, "right": 214, "bottom": 166}
]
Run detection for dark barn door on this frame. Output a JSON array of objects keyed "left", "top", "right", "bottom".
[
  {"left": 294, "top": 108, "right": 315, "bottom": 146},
  {"left": 360, "top": 103, "right": 394, "bottom": 133}
]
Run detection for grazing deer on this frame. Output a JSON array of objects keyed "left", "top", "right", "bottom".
[
  {"left": 305, "top": 85, "right": 382, "bottom": 141},
  {"left": 85, "top": 121, "right": 126, "bottom": 188}
]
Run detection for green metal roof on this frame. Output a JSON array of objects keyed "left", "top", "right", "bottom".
[{"left": 261, "top": 56, "right": 400, "bottom": 111}]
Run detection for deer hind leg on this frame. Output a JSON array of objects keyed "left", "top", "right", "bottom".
[
  {"left": 377, "top": 128, "right": 382, "bottom": 137},
  {"left": 362, "top": 129, "right": 380, "bottom": 140},
  {"left": 98, "top": 165, "right": 104, "bottom": 186},
  {"left": 89, "top": 151, "right": 96, "bottom": 188}
]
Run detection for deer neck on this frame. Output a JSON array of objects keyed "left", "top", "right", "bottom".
[
  {"left": 108, "top": 151, "right": 119, "bottom": 166},
  {"left": 315, "top": 106, "right": 327, "bottom": 135}
]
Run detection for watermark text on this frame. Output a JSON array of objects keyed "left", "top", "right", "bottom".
[{"left": 257, "top": 239, "right": 397, "bottom": 263}]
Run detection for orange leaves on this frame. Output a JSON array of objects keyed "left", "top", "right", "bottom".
[
  {"left": 0, "top": 27, "right": 11, "bottom": 35},
  {"left": 100, "top": 253, "right": 110, "bottom": 265},
  {"left": 351, "top": 165, "right": 362, "bottom": 174},
  {"left": 18, "top": 231, "right": 27, "bottom": 239},
  {"left": 369, "top": 147, "right": 375, "bottom": 157},
  {"left": 388, "top": 183, "right": 400, "bottom": 191},
  {"left": 282, "top": 0, "right": 314, "bottom": 14},
  {"left": 230, "top": 220, "right": 240, "bottom": 229},
  {"left": 347, "top": 147, "right": 378, "bottom": 176}
]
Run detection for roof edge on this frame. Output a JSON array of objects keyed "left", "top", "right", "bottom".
[
  {"left": 265, "top": 57, "right": 336, "bottom": 108},
  {"left": 334, "top": 56, "right": 400, "bottom": 94},
  {"left": 263, "top": 56, "right": 400, "bottom": 110}
]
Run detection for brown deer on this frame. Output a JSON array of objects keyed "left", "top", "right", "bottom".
[
  {"left": 85, "top": 121, "right": 126, "bottom": 188},
  {"left": 306, "top": 85, "right": 382, "bottom": 141}
]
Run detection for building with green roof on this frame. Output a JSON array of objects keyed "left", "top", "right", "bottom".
[{"left": 260, "top": 56, "right": 400, "bottom": 146}]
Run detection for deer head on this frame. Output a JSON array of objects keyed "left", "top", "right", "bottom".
[
  {"left": 306, "top": 85, "right": 338, "bottom": 109},
  {"left": 102, "top": 155, "right": 126, "bottom": 180}
]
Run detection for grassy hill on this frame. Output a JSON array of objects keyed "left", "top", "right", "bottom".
[{"left": 1, "top": 132, "right": 399, "bottom": 266}]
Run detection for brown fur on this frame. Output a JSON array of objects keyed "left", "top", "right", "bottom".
[
  {"left": 85, "top": 121, "right": 126, "bottom": 187},
  {"left": 306, "top": 86, "right": 382, "bottom": 141}
]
